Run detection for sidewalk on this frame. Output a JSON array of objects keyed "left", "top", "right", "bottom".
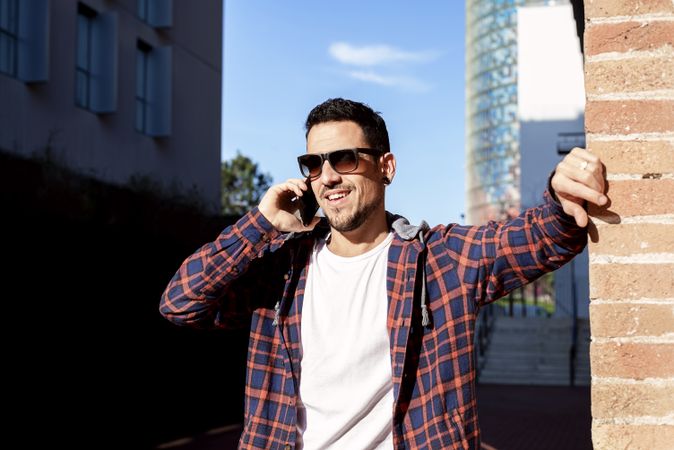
[
  {"left": 477, "top": 384, "right": 592, "bottom": 450},
  {"left": 156, "top": 384, "right": 591, "bottom": 449}
]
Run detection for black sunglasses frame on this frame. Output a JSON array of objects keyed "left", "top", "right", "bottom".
[{"left": 297, "top": 148, "right": 385, "bottom": 179}]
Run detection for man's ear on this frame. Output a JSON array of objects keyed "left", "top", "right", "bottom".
[{"left": 381, "top": 152, "right": 396, "bottom": 185}]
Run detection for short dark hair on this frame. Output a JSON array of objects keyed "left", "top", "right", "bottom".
[{"left": 305, "top": 98, "right": 390, "bottom": 153}]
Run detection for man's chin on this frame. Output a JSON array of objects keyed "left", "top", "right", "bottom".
[
  {"left": 323, "top": 210, "right": 351, "bottom": 232},
  {"left": 325, "top": 209, "right": 370, "bottom": 233}
]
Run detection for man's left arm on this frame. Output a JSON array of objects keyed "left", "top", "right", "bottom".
[{"left": 453, "top": 147, "right": 608, "bottom": 305}]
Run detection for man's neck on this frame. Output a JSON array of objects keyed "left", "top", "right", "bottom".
[{"left": 327, "top": 212, "right": 390, "bottom": 257}]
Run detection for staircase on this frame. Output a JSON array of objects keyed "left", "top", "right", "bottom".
[{"left": 477, "top": 316, "right": 590, "bottom": 386}]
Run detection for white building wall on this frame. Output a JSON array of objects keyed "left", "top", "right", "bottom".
[
  {"left": 0, "top": 0, "right": 222, "bottom": 213},
  {"left": 517, "top": 3, "right": 588, "bottom": 318}
]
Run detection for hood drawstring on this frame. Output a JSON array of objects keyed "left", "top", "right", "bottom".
[
  {"left": 273, "top": 221, "right": 332, "bottom": 328},
  {"left": 272, "top": 300, "right": 281, "bottom": 327},
  {"left": 389, "top": 213, "right": 432, "bottom": 329},
  {"left": 419, "top": 233, "right": 431, "bottom": 328},
  {"left": 273, "top": 245, "right": 299, "bottom": 327}
]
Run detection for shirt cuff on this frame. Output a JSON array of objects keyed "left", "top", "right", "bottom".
[{"left": 236, "top": 207, "right": 281, "bottom": 244}]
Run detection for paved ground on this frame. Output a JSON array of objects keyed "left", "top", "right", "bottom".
[
  {"left": 477, "top": 384, "right": 592, "bottom": 450},
  {"left": 156, "top": 384, "right": 591, "bottom": 450}
]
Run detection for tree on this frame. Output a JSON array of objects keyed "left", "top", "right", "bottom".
[{"left": 221, "top": 151, "right": 273, "bottom": 215}]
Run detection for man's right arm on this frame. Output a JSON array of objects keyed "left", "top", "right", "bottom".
[
  {"left": 159, "top": 207, "right": 282, "bottom": 328},
  {"left": 159, "top": 178, "right": 319, "bottom": 328}
]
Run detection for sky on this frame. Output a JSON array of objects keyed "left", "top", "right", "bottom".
[{"left": 221, "top": 1, "right": 466, "bottom": 226}]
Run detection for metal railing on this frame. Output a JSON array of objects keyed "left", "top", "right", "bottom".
[
  {"left": 476, "top": 273, "right": 582, "bottom": 386},
  {"left": 475, "top": 302, "right": 498, "bottom": 379}
]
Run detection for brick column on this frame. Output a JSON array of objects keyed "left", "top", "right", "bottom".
[{"left": 584, "top": 1, "right": 674, "bottom": 449}]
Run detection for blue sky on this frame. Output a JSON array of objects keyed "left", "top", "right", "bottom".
[{"left": 221, "top": 1, "right": 466, "bottom": 226}]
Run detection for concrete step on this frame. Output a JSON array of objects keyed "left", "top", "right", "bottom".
[
  {"left": 486, "top": 343, "right": 573, "bottom": 352},
  {"left": 483, "top": 359, "right": 573, "bottom": 368},
  {"left": 479, "top": 368, "right": 591, "bottom": 386},
  {"left": 481, "top": 368, "right": 571, "bottom": 376},
  {"left": 484, "top": 352, "right": 574, "bottom": 360},
  {"left": 479, "top": 374, "right": 590, "bottom": 386},
  {"left": 477, "top": 316, "right": 591, "bottom": 386},
  {"left": 480, "top": 364, "right": 580, "bottom": 373}
]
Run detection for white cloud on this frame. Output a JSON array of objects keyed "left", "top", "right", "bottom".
[
  {"left": 347, "top": 70, "right": 432, "bottom": 93},
  {"left": 329, "top": 42, "right": 440, "bottom": 67}
]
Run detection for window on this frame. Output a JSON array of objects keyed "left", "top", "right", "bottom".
[
  {"left": 138, "top": 0, "right": 149, "bottom": 21},
  {"left": 0, "top": 0, "right": 19, "bottom": 77},
  {"left": 74, "top": 3, "right": 117, "bottom": 113},
  {"left": 135, "top": 41, "right": 150, "bottom": 133},
  {"left": 0, "top": 0, "right": 48, "bottom": 82},
  {"left": 135, "top": 40, "right": 171, "bottom": 136},
  {"left": 137, "top": 0, "right": 172, "bottom": 28},
  {"left": 75, "top": 4, "right": 95, "bottom": 108}
]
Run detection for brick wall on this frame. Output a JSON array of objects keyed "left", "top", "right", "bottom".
[{"left": 584, "top": 1, "right": 674, "bottom": 448}]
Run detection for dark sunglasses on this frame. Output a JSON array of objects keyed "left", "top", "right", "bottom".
[{"left": 297, "top": 148, "right": 385, "bottom": 179}]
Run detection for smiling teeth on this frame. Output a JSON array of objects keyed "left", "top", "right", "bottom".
[{"left": 328, "top": 193, "right": 347, "bottom": 200}]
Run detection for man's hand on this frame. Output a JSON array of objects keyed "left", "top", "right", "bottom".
[
  {"left": 551, "top": 148, "right": 608, "bottom": 228},
  {"left": 258, "top": 178, "right": 320, "bottom": 232}
]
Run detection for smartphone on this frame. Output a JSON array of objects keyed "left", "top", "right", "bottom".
[{"left": 295, "top": 181, "right": 319, "bottom": 226}]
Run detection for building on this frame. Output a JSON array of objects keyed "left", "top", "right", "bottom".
[
  {"left": 465, "top": 0, "right": 588, "bottom": 318},
  {"left": 0, "top": 0, "right": 223, "bottom": 213},
  {"left": 467, "top": 0, "right": 590, "bottom": 387},
  {"left": 465, "top": 0, "right": 577, "bottom": 224},
  {"left": 517, "top": 3, "right": 588, "bottom": 318}
]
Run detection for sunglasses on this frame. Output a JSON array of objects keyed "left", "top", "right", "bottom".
[{"left": 297, "top": 148, "right": 385, "bottom": 179}]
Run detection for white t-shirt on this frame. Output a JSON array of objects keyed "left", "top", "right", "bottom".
[{"left": 296, "top": 233, "right": 394, "bottom": 449}]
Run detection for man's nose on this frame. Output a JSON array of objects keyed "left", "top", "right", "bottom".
[{"left": 319, "top": 159, "right": 341, "bottom": 186}]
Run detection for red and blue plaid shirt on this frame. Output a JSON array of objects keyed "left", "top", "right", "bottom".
[{"left": 160, "top": 190, "right": 586, "bottom": 449}]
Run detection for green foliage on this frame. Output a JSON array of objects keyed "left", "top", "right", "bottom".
[{"left": 221, "top": 151, "right": 273, "bottom": 215}]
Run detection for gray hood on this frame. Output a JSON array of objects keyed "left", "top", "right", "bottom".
[
  {"left": 388, "top": 212, "right": 430, "bottom": 242},
  {"left": 276, "top": 213, "right": 433, "bottom": 328},
  {"left": 388, "top": 212, "right": 432, "bottom": 327}
]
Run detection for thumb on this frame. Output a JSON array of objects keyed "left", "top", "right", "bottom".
[{"left": 566, "top": 203, "right": 588, "bottom": 228}]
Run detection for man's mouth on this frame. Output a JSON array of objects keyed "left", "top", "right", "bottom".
[{"left": 324, "top": 190, "right": 351, "bottom": 204}]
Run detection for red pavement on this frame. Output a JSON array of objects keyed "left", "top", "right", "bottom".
[{"left": 157, "top": 384, "right": 592, "bottom": 449}]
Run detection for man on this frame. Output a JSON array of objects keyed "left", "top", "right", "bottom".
[{"left": 160, "top": 98, "right": 607, "bottom": 449}]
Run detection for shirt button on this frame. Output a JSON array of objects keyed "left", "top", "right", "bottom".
[{"left": 284, "top": 445, "right": 292, "bottom": 450}]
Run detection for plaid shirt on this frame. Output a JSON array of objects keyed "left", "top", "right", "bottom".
[{"left": 160, "top": 190, "right": 586, "bottom": 449}]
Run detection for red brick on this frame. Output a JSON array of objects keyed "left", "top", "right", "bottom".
[
  {"left": 589, "top": 140, "right": 674, "bottom": 174},
  {"left": 591, "top": 342, "right": 674, "bottom": 378},
  {"left": 590, "top": 302, "right": 674, "bottom": 337},
  {"left": 586, "top": 21, "right": 674, "bottom": 56},
  {"left": 589, "top": 224, "right": 674, "bottom": 255},
  {"left": 589, "top": 179, "right": 674, "bottom": 218},
  {"left": 592, "top": 424, "right": 674, "bottom": 450},
  {"left": 585, "top": 57, "right": 674, "bottom": 94},
  {"left": 586, "top": 0, "right": 674, "bottom": 18},
  {"left": 592, "top": 382, "right": 674, "bottom": 418},
  {"left": 586, "top": 100, "right": 674, "bottom": 134},
  {"left": 589, "top": 263, "right": 674, "bottom": 300}
]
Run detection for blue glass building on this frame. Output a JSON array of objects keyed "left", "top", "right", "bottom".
[{"left": 465, "top": 0, "right": 566, "bottom": 223}]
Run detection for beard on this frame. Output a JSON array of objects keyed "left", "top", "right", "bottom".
[{"left": 324, "top": 194, "right": 383, "bottom": 232}]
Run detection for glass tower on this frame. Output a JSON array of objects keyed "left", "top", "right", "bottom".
[{"left": 465, "top": 0, "right": 566, "bottom": 223}]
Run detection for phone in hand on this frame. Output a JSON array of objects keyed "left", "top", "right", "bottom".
[{"left": 295, "top": 180, "right": 319, "bottom": 226}]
